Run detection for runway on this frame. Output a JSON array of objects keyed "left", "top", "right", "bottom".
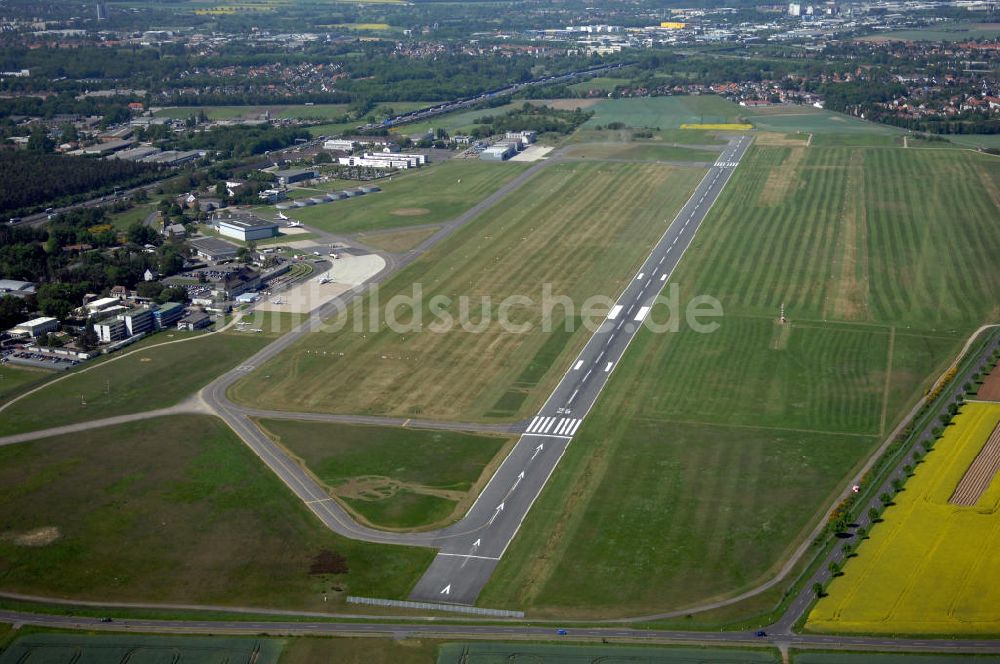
[
  {"left": 195, "top": 137, "right": 751, "bottom": 605},
  {"left": 407, "top": 135, "right": 752, "bottom": 604}
]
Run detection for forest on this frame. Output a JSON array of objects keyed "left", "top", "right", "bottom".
[{"left": 0, "top": 152, "right": 162, "bottom": 219}]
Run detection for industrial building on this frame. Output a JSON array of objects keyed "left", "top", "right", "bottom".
[
  {"left": 214, "top": 212, "right": 280, "bottom": 242},
  {"left": 480, "top": 144, "right": 517, "bottom": 161},
  {"left": 6, "top": 317, "right": 59, "bottom": 339},
  {"left": 273, "top": 168, "right": 317, "bottom": 185},
  {"left": 322, "top": 139, "right": 357, "bottom": 152},
  {"left": 0, "top": 279, "right": 36, "bottom": 299},
  {"left": 178, "top": 311, "right": 212, "bottom": 331},
  {"left": 505, "top": 130, "right": 537, "bottom": 144},
  {"left": 336, "top": 152, "right": 427, "bottom": 170},
  {"left": 122, "top": 308, "right": 154, "bottom": 337},
  {"left": 94, "top": 318, "right": 127, "bottom": 343},
  {"left": 153, "top": 302, "right": 185, "bottom": 329},
  {"left": 190, "top": 236, "right": 241, "bottom": 262}
]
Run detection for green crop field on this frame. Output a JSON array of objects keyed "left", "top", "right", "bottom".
[
  {"left": 279, "top": 637, "right": 440, "bottom": 664},
  {"left": 794, "top": 653, "right": 1000, "bottom": 664},
  {"left": 562, "top": 142, "right": 720, "bottom": 162},
  {"left": 0, "top": 415, "right": 432, "bottom": 608},
  {"left": 808, "top": 401, "right": 1000, "bottom": 635},
  {"left": 0, "top": 312, "right": 291, "bottom": 436},
  {"left": 585, "top": 95, "right": 743, "bottom": 130},
  {"left": 855, "top": 21, "right": 1000, "bottom": 42},
  {"left": 742, "top": 106, "right": 906, "bottom": 138},
  {"left": 395, "top": 102, "right": 519, "bottom": 137},
  {"left": 480, "top": 144, "right": 1000, "bottom": 617},
  {"left": 279, "top": 160, "right": 529, "bottom": 235},
  {"left": 230, "top": 160, "right": 706, "bottom": 422},
  {"left": 0, "top": 634, "right": 282, "bottom": 664},
  {"left": 567, "top": 76, "right": 631, "bottom": 93},
  {"left": 257, "top": 419, "right": 510, "bottom": 529},
  {"left": 437, "top": 643, "right": 778, "bottom": 663}
]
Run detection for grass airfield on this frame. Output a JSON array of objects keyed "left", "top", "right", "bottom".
[
  {"left": 480, "top": 138, "right": 1000, "bottom": 616},
  {"left": 6, "top": 95, "right": 1000, "bottom": 629},
  {"left": 0, "top": 415, "right": 433, "bottom": 609},
  {"left": 231, "top": 160, "right": 706, "bottom": 422},
  {"left": 257, "top": 419, "right": 511, "bottom": 530}
]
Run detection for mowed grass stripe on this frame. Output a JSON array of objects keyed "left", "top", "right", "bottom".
[{"left": 678, "top": 145, "right": 1000, "bottom": 328}]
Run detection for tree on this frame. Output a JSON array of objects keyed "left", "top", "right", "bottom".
[
  {"left": 26, "top": 127, "right": 54, "bottom": 154},
  {"left": 79, "top": 324, "right": 98, "bottom": 351},
  {"left": 812, "top": 582, "right": 825, "bottom": 598},
  {"left": 215, "top": 181, "right": 228, "bottom": 198},
  {"left": 60, "top": 123, "right": 79, "bottom": 144},
  {"left": 35, "top": 282, "right": 81, "bottom": 320},
  {"left": 126, "top": 223, "right": 159, "bottom": 247},
  {"left": 0, "top": 294, "right": 28, "bottom": 330},
  {"left": 156, "top": 285, "right": 188, "bottom": 304},
  {"left": 136, "top": 280, "right": 164, "bottom": 300}
]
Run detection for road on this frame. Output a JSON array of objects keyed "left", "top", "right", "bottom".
[{"left": 4, "top": 609, "right": 1000, "bottom": 655}]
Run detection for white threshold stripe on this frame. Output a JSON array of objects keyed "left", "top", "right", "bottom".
[
  {"left": 567, "top": 420, "right": 583, "bottom": 436},
  {"left": 437, "top": 553, "right": 501, "bottom": 561}
]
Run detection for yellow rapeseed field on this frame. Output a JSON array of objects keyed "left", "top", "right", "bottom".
[{"left": 807, "top": 401, "right": 1000, "bottom": 635}]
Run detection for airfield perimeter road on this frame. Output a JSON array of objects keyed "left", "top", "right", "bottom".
[{"left": 199, "top": 136, "right": 752, "bottom": 605}]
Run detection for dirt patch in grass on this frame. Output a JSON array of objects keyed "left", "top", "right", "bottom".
[
  {"left": 335, "top": 476, "right": 462, "bottom": 502},
  {"left": 759, "top": 146, "right": 805, "bottom": 205},
  {"left": 389, "top": 207, "right": 431, "bottom": 217},
  {"left": 4, "top": 526, "right": 60, "bottom": 547},
  {"left": 753, "top": 131, "right": 809, "bottom": 147}
]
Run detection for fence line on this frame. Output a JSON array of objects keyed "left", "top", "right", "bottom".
[{"left": 346, "top": 596, "right": 524, "bottom": 618}]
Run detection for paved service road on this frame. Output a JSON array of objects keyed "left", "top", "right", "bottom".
[{"left": 407, "top": 135, "right": 752, "bottom": 604}]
